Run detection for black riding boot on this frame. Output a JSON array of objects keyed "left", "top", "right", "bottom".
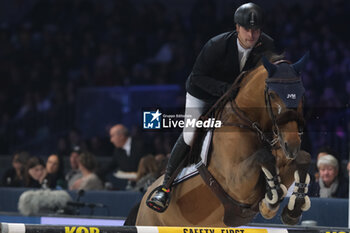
[{"left": 146, "top": 134, "right": 190, "bottom": 212}]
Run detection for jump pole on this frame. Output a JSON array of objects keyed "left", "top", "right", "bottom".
[{"left": 0, "top": 223, "right": 319, "bottom": 233}]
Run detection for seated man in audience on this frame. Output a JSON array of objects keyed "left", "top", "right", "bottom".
[{"left": 97, "top": 124, "right": 147, "bottom": 189}]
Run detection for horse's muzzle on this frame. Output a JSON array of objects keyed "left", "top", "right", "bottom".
[{"left": 283, "top": 142, "right": 300, "bottom": 159}]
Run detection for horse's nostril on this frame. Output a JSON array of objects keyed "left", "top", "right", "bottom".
[{"left": 284, "top": 142, "right": 299, "bottom": 158}]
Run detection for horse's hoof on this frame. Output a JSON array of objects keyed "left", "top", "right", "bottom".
[
  {"left": 281, "top": 206, "right": 300, "bottom": 225},
  {"left": 301, "top": 196, "right": 311, "bottom": 211},
  {"left": 259, "top": 199, "right": 279, "bottom": 219}
]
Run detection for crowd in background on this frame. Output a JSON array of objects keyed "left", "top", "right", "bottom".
[
  {"left": 1, "top": 121, "right": 175, "bottom": 191},
  {"left": 0, "top": 0, "right": 349, "bottom": 195},
  {"left": 1, "top": 123, "right": 169, "bottom": 192}
]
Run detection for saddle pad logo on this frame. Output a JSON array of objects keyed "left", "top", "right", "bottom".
[{"left": 143, "top": 109, "right": 162, "bottom": 129}]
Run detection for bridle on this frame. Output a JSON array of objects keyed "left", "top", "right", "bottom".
[
  {"left": 225, "top": 97, "right": 280, "bottom": 149},
  {"left": 220, "top": 60, "right": 305, "bottom": 149}
]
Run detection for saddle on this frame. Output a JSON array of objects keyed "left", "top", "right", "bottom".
[{"left": 172, "top": 130, "right": 212, "bottom": 185}]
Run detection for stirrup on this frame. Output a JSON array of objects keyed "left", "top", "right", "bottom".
[{"left": 146, "top": 185, "right": 171, "bottom": 213}]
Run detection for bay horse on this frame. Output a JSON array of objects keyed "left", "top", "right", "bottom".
[{"left": 135, "top": 54, "right": 311, "bottom": 227}]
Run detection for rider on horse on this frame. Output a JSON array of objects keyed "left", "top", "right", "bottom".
[{"left": 147, "top": 2, "right": 277, "bottom": 212}]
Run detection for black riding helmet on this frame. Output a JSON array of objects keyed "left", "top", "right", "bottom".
[{"left": 234, "top": 3, "right": 264, "bottom": 29}]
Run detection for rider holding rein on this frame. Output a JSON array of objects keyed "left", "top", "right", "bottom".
[{"left": 147, "top": 2, "right": 277, "bottom": 212}]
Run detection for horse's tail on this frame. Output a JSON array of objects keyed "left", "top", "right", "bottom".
[{"left": 124, "top": 202, "right": 140, "bottom": 226}]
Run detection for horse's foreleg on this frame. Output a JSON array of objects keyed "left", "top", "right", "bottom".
[
  {"left": 254, "top": 149, "right": 287, "bottom": 219},
  {"left": 261, "top": 167, "right": 287, "bottom": 205},
  {"left": 281, "top": 150, "right": 311, "bottom": 225}
]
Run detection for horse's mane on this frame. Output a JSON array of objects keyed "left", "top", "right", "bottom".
[{"left": 186, "top": 53, "right": 285, "bottom": 166}]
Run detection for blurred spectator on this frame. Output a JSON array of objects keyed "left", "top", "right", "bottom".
[
  {"left": 312, "top": 147, "right": 343, "bottom": 183},
  {"left": 127, "top": 154, "right": 166, "bottom": 192},
  {"left": 24, "top": 157, "right": 47, "bottom": 188},
  {"left": 65, "top": 146, "right": 82, "bottom": 189},
  {"left": 308, "top": 154, "right": 348, "bottom": 198},
  {"left": 45, "top": 154, "right": 66, "bottom": 189},
  {"left": 70, "top": 152, "right": 103, "bottom": 191},
  {"left": 313, "top": 147, "right": 335, "bottom": 182},
  {"left": 1, "top": 151, "right": 29, "bottom": 187},
  {"left": 97, "top": 124, "right": 147, "bottom": 189}
]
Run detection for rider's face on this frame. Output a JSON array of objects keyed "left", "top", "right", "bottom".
[{"left": 236, "top": 25, "right": 261, "bottom": 49}]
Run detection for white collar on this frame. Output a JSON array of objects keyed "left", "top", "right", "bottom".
[{"left": 123, "top": 137, "right": 132, "bottom": 156}]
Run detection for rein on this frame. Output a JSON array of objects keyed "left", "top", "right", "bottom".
[
  {"left": 228, "top": 100, "right": 279, "bottom": 148},
  {"left": 202, "top": 70, "right": 248, "bottom": 120}
]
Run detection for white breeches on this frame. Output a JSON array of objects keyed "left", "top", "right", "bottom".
[{"left": 183, "top": 92, "right": 209, "bottom": 145}]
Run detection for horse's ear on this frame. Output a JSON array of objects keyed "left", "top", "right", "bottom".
[
  {"left": 292, "top": 52, "right": 310, "bottom": 75},
  {"left": 262, "top": 56, "right": 277, "bottom": 77}
]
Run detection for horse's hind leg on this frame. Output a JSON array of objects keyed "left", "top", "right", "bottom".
[
  {"left": 254, "top": 148, "right": 287, "bottom": 219},
  {"left": 281, "top": 150, "right": 311, "bottom": 225}
]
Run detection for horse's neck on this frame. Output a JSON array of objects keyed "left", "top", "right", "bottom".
[{"left": 234, "top": 66, "right": 271, "bottom": 129}]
